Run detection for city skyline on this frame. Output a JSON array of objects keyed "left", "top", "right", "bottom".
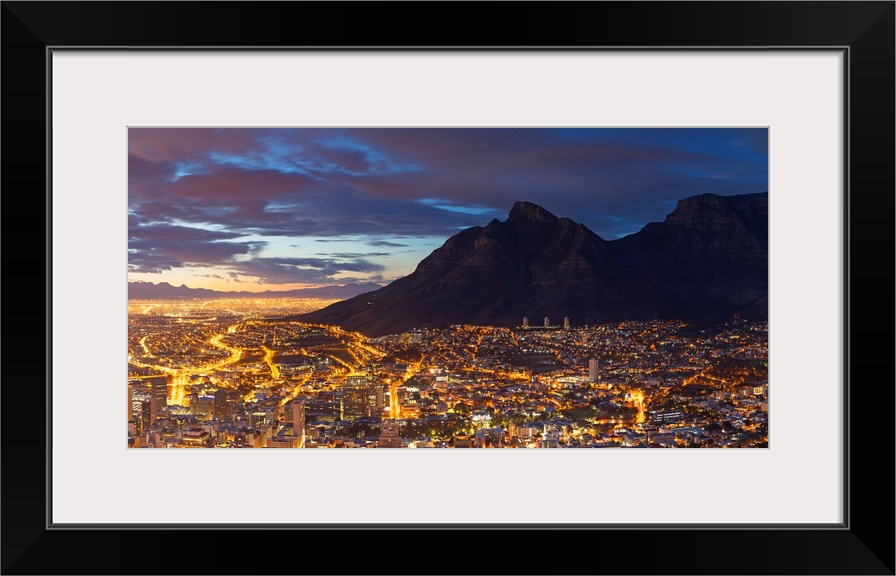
[
  {"left": 129, "top": 128, "right": 768, "bottom": 292},
  {"left": 129, "top": 298, "right": 769, "bottom": 449},
  {"left": 128, "top": 128, "right": 768, "bottom": 449}
]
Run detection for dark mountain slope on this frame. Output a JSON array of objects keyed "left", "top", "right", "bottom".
[{"left": 299, "top": 193, "right": 768, "bottom": 336}]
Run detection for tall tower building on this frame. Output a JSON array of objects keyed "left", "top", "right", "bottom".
[
  {"left": 341, "top": 388, "right": 366, "bottom": 420},
  {"left": 544, "top": 316, "right": 550, "bottom": 328},
  {"left": 522, "top": 317, "right": 529, "bottom": 328},
  {"left": 140, "top": 401, "right": 153, "bottom": 431},
  {"left": 131, "top": 385, "right": 152, "bottom": 431},
  {"left": 563, "top": 317, "right": 570, "bottom": 330},
  {"left": 213, "top": 388, "right": 235, "bottom": 421},
  {"left": 127, "top": 383, "right": 133, "bottom": 421},
  {"left": 292, "top": 397, "right": 306, "bottom": 448},
  {"left": 589, "top": 358, "right": 600, "bottom": 382},
  {"left": 366, "top": 386, "right": 384, "bottom": 418},
  {"left": 149, "top": 377, "right": 168, "bottom": 419}
]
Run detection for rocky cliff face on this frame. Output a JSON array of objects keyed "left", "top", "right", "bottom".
[
  {"left": 611, "top": 193, "right": 768, "bottom": 318},
  {"left": 299, "top": 192, "right": 768, "bottom": 336}
]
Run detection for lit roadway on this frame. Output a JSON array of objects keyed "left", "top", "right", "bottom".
[
  {"left": 390, "top": 358, "right": 424, "bottom": 419},
  {"left": 627, "top": 389, "right": 647, "bottom": 424},
  {"left": 279, "top": 371, "right": 315, "bottom": 406},
  {"left": 134, "top": 319, "right": 401, "bottom": 410},
  {"left": 170, "top": 328, "right": 244, "bottom": 404},
  {"left": 139, "top": 335, "right": 154, "bottom": 357},
  {"left": 132, "top": 323, "right": 244, "bottom": 405},
  {"left": 262, "top": 346, "right": 280, "bottom": 379}
]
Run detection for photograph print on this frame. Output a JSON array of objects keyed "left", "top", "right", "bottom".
[{"left": 127, "top": 128, "right": 769, "bottom": 449}]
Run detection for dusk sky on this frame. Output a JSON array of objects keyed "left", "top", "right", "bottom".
[{"left": 128, "top": 128, "right": 768, "bottom": 292}]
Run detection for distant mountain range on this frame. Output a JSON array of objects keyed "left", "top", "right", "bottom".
[
  {"left": 298, "top": 192, "right": 768, "bottom": 336},
  {"left": 128, "top": 281, "right": 384, "bottom": 300}
]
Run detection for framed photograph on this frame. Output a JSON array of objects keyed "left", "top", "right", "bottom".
[
  {"left": 123, "top": 125, "right": 772, "bottom": 451},
  {"left": 4, "top": 2, "right": 892, "bottom": 574}
]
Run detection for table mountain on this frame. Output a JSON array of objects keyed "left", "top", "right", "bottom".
[{"left": 298, "top": 192, "right": 768, "bottom": 336}]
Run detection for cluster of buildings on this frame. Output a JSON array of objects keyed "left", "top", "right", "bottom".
[
  {"left": 128, "top": 300, "right": 768, "bottom": 448},
  {"left": 521, "top": 316, "right": 571, "bottom": 330}
]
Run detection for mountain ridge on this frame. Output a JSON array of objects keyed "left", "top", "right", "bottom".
[
  {"left": 297, "top": 192, "right": 768, "bottom": 336},
  {"left": 127, "top": 281, "right": 384, "bottom": 300}
]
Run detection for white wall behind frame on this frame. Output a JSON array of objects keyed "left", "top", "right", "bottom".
[{"left": 51, "top": 51, "right": 842, "bottom": 525}]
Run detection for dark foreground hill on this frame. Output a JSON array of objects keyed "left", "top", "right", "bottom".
[{"left": 298, "top": 192, "right": 768, "bottom": 336}]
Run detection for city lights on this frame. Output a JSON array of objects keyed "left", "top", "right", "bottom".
[{"left": 128, "top": 299, "right": 768, "bottom": 449}]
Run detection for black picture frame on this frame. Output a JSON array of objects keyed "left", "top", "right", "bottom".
[{"left": 2, "top": 2, "right": 893, "bottom": 574}]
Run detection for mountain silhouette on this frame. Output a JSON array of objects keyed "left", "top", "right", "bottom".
[
  {"left": 298, "top": 192, "right": 768, "bottom": 336},
  {"left": 128, "top": 281, "right": 384, "bottom": 300}
]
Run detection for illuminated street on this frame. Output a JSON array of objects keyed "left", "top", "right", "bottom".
[{"left": 128, "top": 299, "right": 768, "bottom": 449}]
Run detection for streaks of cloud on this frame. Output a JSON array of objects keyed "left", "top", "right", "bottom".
[{"left": 128, "top": 128, "right": 767, "bottom": 290}]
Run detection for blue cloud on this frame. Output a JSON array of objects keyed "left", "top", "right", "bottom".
[
  {"left": 170, "top": 161, "right": 210, "bottom": 181},
  {"left": 129, "top": 127, "right": 769, "bottom": 282},
  {"left": 418, "top": 198, "right": 501, "bottom": 216}
]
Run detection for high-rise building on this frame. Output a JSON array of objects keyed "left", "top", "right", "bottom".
[
  {"left": 213, "top": 389, "right": 236, "bottom": 421},
  {"left": 367, "top": 386, "right": 384, "bottom": 417},
  {"left": 341, "top": 388, "right": 366, "bottom": 419},
  {"left": 563, "top": 317, "right": 570, "bottom": 330},
  {"left": 340, "top": 383, "right": 381, "bottom": 419},
  {"left": 149, "top": 377, "right": 168, "bottom": 419},
  {"left": 191, "top": 395, "right": 214, "bottom": 420},
  {"left": 140, "top": 401, "right": 153, "bottom": 431},
  {"left": 589, "top": 358, "right": 600, "bottom": 382},
  {"left": 292, "top": 397, "right": 306, "bottom": 448},
  {"left": 127, "top": 383, "right": 133, "bottom": 421},
  {"left": 304, "top": 399, "right": 340, "bottom": 421},
  {"left": 544, "top": 316, "right": 550, "bottom": 327},
  {"left": 522, "top": 317, "right": 529, "bottom": 328},
  {"left": 249, "top": 409, "right": 273, "bottom": 429},
  {"left": 131, "top": 385, "right": 152, "bottom": 430}
]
